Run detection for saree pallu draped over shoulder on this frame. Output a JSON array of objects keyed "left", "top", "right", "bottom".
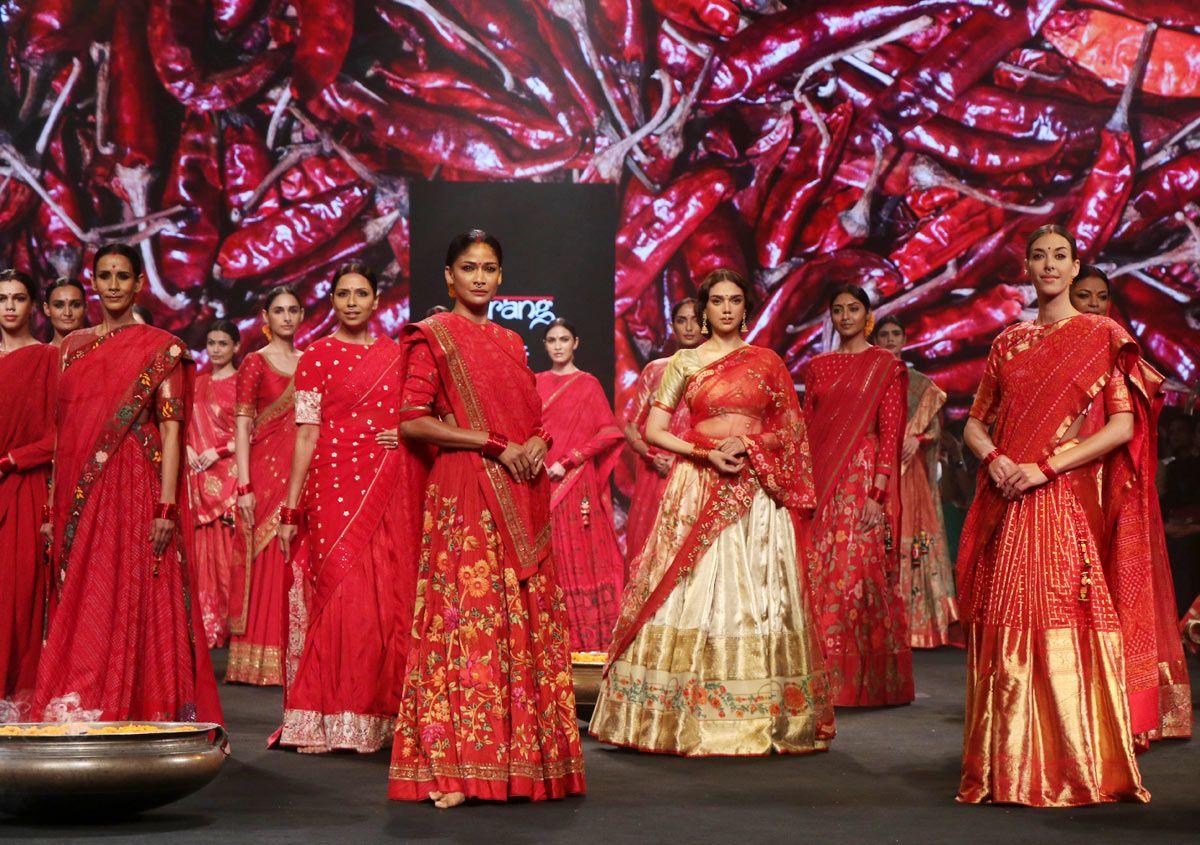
[
  {"left": 28, "top": 325, "right": 221, "bottom": 724},
  {"left": 956, "top": 314, "right": 1170, "bottom": 806},
  {"left": 590, "top": 344, "right": 835, "bottom": 757}
]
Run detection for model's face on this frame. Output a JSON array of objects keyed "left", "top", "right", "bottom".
[
  {"left": 43, "top": 284, "right": 86, "bottom": 334},
  {"left": 1069, "top": 275, "right": 1110, "bottom": 315},
  {"left": 331, "top": 273, "right": 376, "bottom": 329},
  {"left": 830, "top": 292, "right": 868, "bottom": 340},
  {"left": 672, "top": 302, "right": 702, "bottom": 348},
  {"left": 704, "top": 281, "right": 745, "bottom": 336},
  {"left": 445, "top": 243, "right": 501, "bottom": 308},
  {"left": 206, "top": 330, "right": 236, "bottom": 369},
  {"left": 543, "top": 325, "right": 577, "bottom": 365},
  {"left": 92, "top": 253, "right": 143, "bottom": 317},
  {"left": 1026, "top": 233, "right": 1079, "bottom": 299},
  {"left": 0, "top": 281, "right": 33, "bottom": 334},
  {"left": 875, "top": 323, "right": 905, "bottom": 356},
  {"left": 263, "top": 294, "right": 302, "bottom": 339}
]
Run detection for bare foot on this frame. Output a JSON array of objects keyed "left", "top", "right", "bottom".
[
  {"left": 428, "top": 791, "right": 443, "bottom": 802},
  {"left": 433, "top": 791, "right": 466, "bottom": 810}
]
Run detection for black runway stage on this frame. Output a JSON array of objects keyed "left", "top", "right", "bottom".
[{"left": 3, "top": 649, "right": 1197, "bottom": 844}]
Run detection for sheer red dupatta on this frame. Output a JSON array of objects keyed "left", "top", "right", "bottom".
[
  {"left": 402, "top": 313, "right": 551, "bottom": 580},
  {"left": 956, "top": 316, "right": 1165, "bottom": 734},
  {"left": 604, "top": 345, "right": 816, "bottom": 675},
  {"left": 187, "top": 374, "right": 238, "bottom": 525},
  {"left": 539, "top": 373, "right": 624, "bottom": 511}
]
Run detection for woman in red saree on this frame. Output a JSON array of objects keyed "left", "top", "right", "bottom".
[
  {"left": 590, "top": 269, "right": 834, "bottom": 757},
  {"left": 623, "top": 299, "right": 701, "bottom": 570},
  {"left": 536, "top": 319, "right": 625, "bottom": 652},
  {"left": 956, "top": 225, "right": 1163, "bottom": 806},
  {"left": 229, "top": 286, "right": 303, "bottom": 686},
  {"left": 41, "top": 277, "right": 87, "bottom": 347},
  {"left": 875, "top": 316, "right": 963, "bottom": 649},
  {"left": 802, "top": 286, "right": 913, "bottom": 707},
  {"left": 390, "top": 231, "right": 584, "bottom": 808},
  {"left": 0, "top": 272, "right": 56, "bottom": 705},
  {"left": 30, "top": 244, "right": 221, "bottom": 724},
  {"left": 272, "top": 263, "right": 416, "bottom": 753},
  {"left": 187, "top": 320, "right": 240, "bottom": 649}
]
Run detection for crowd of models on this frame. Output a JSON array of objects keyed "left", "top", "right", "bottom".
[{"left": 0, "top": 225, "right": 1196, "bottom": 810}]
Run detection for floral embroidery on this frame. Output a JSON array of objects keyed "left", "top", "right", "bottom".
[{"left": 294, "top": 389, "right": 322, "bottom": 425}]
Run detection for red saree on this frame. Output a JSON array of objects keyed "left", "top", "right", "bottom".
[
  {"left": 536, "top": 370, "right": 625, "bottom": 652},
  {"left": 389, "top": 313, "right": 585, "bottom": 803},
  {"left": 274, "top": 336, "right": 418, "bottom": 753},
  {"left": 0, "top": 344, "right": 57, "bottom": 702},
  {"left": 228, "top": 352, "right": 295, "bottom": 686},
  {"left": 187, "top": 371, "right": 238, "bottom": 649},
  {"left": 31, "top": 325, "right": 221, "bottom": 724},
  {"left": 956, "top": 314, "right": 1156, "bottom": 806},
  {"left": 624, "top": 358, "right": 692, "bottom": 570},
  {"left": 803, "top": 347, "right": 913, "bottom": 707}
]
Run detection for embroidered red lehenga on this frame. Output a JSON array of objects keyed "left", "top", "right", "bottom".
[
  {"left": 956, "top": 314, "right": 1167, "bottom": 806},
  {"left": 536, "top": 370, "right": 625, "bottom": 651},
  {"left": 590, "top": 344, "right": 835, "bottom": 756},
  {"left": 274, "top": 336, "right": 416, "bottom": 753},
  {"left": 389, "top": 312, "right": 585, "bottom": 802},
  {"left": 31, "top": 325, "right": 221, "bottom": 723},
  {"left": 803, "top": 347, "right": 913, "bottom": 707},
  {"left": 0, "top": 343, "right": 57, "bottom": 703},
  {"left": 228, "top": 351, "right": 295, "bottom": 685},
  {"left": 187, "top": 371, "right": 238, "bottom": 649},
  {"left": 899, "top": 367, "right": 963, "bottom": 649},
  {"left": 624, "top": 358, "right": 691, "bottom": 570}
]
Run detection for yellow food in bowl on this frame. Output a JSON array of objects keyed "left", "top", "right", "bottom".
[
  {"left": 0, "top": 724, "right": 196, "bottom": 736},
  {"left": 570, "top": 651, "right": 606, "bottom": 664}
]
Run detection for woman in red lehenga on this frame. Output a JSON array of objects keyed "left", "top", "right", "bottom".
[
  {"left": 536, "top": 319, "right": 625, "bottom": 652},
  {"left": 41, "top": 276, "right": 87, "bottom": 347},
  {"left": 0, "top": 272, "right": 57, "bottom": 706},
  {"left": 1069, "top": 265, "right": 1191, "bottom": 743},
  {"left": 956, "top": 225, "right": 1169, "bottom": 806},
  {"left": 390, "top": 231, "right": 584, "bottom": 808},
  {"left": 591, "top": 270, "right": 834, "bottom": 757},
  {"left": 623, "top": 299, "right": 701, "bottom": 569},
  {"left": 29, "top": 244, "right": 221, "bottom": 724},
  {"left": 228, "top": 286, "right": 303, "bottom": 686},
  {"left": 187, "top": 320, "right": 240, "bottom": 649},
  {"left": 802, "top": 285, "right": 913, "bottom": 707},
  {"left": 272, "top": 263, "right": 417, "bottom": 753},
  {"left": 875, "top": 316, "right": 963, "bottom": 649}
]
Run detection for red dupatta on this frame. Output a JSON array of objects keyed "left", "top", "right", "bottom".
[
  {"left": 604, "top": 344, "right": 815, "bottom": 674},
  {"left": 187, "top": 373, "right": 238, "bottom": 525},
  {"left": 956, "top": 315, "right": 1163, "bottom": 733},
  {"left": 0, "top": 344, "right": 57, "bottom": 474},
  {"left": 536, "top": 371, "right": 624, "bottom": 511},
  {"left": 404, "top": 313, "right": 550, "bottom": 580}
]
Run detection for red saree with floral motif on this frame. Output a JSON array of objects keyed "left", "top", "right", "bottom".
[
  {"left": 228, "top": 352, "right": 295, "bottom": 685},
  {"left": 389, "top": 312, "right": 584, "bottom": 802},
  {"left": 0, "top": 343, "right": 57, "bottom": 703},
  {"left": 29, "top": 325, "right": 221, "bottom": 724},
  {"left": 803, "top": 347, "right": 913, "bottom": 707},
  {"left": 956, "top": 314, "right": 1161, "bottom": 806},
  {"left": 187, "top": 371, "right": 238, "bottom": 649},
  {"left": 274, "top": 336, "right": 418, "bottom": 753},
  {"left": 536, "top": 370, "right": 625, "bottom": 652},
  {"left": 591, "top": 344, "right": 834, "bottom": 756}
]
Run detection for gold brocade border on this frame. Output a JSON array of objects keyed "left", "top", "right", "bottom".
[
  {"left": 225, "top": 642, "right": 282, "bottom": 686},
  {"left": 279, "top": 709, "right": 393, "bottom": 752},
  {"left": 619, "top": 626, "right": 823, "bottom": 681},
  {"left": 388, "top": 757, "right": 586, "bottom": 784}
]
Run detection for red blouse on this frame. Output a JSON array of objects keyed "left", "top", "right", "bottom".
[
  {"left": 804, "top": 350, "right": 905, "bottom": 478},
  {"left": 235, "top": 351, "right": 293, "bottom": 419}
]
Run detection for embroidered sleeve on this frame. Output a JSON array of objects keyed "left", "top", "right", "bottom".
[
  {"left": 294, "top": 390, "right": 322, "bottom": 425},
  {"left": 235, "top": 353, "right": 263, "bottom": 417},
  {"left": 968, "top": 340, "right": 1002, "bottom": 426},
  {"left": 1104, "top": 367, "right": 1133, "bottom": 415},
  {"left": 156, "top": 364, "right": 185, "bottom": 422},
  {"left": 400, "top": 338, "right": 444, "bottom": 422},
  {"left": 293, "top": 348, "right": 324, "bottom": 425},
  {"left": 652, "top": 352, "right": 689, "bottom": 413}
]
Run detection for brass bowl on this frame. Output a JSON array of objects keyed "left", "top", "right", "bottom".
[
  {"left": 0, "top": 722, "right": 229, "bottom": 819},
  {"left": 572, "top": 654, "right": 604, "bottom": 721}
]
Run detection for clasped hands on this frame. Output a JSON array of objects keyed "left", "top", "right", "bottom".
[
  {"left": 707, "top": 435, "right": 748, "bottom": 474},
  {"left": 987, "top": 453, "right": 1049, "bottom": 500}
]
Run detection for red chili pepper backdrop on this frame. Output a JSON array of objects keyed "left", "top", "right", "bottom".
[{"left": 3, "top": 0, "right": 1199, "bottom": 428}]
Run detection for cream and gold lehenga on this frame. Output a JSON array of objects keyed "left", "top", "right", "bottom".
[{"left": 589, "top": 344, "right": 835, "bottom": 756}]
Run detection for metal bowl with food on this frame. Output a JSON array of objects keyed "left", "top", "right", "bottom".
[
  {"left": 571, "top": 652, "right": 605, "bottom": 721},
  {"left": 0, "top": 722, "right": 229, "bottom": 819}
]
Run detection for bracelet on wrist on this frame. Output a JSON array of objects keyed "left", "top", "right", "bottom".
[
  {"left": 237, "top": 483, "right": 254, "bottom": 496},
  {"left": 41, "top": 504, "right": 52, "bottom": 522},
  {"left": 534, "top": 428, "right": 554, "bottom": 451},
  {"left": 982, "top": 448, "right": 1001, "bottom": 468},
  {"left": 481, "top": 433, "right": 509, "bottom": 459},
  {"left": 279, "top": 506, "right": 301, "bottom": 526},
  {"left": 867, "top": 486, "right": 887, "bottom": 504},
  {"left": 0, "top": 454, "right": 14, "bottom": 473},
  {"left": 154, "top": 503, "right": 179, "bottom": 522},
  {"left": 1038, "top": 459, "right": 1059, "bottom": 483},
  {"left": 216, "top": 444, "right": 234, "bottom": 460},
  {"left": 690, "top": 443, "right": 712, "bottom": 462}
]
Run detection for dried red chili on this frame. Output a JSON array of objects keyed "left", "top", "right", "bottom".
[
  {"left": 292, "top": 0, "right": 353, "bottom": 100},
  {"left": 156, "top": 111, "right": 223, "bottom": 294}
]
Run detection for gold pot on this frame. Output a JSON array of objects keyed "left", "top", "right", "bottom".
[
  {"left": 572, "top": 653, "right": 604, "bottom": 721},
  {"left": 0, "top": 722, "right": 228, "bottom": 819}
]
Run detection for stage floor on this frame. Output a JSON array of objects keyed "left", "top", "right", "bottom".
[{"left": 3, "top": 649, "right": 1196, "bottom": 844}]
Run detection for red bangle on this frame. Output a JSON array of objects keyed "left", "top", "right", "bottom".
[
  {"left": 41, "top": 504, "right": 52, "bottom": 522},
  {"left": 0, "top": 454, "right": 14, "bottom": 473},
  {"left": 279, "top": 506, "right": 301, "bottom": 526},
  {"left": 216, "top": 444, "right": 234, "bottom": 460},
  {"left": 535, "top": 428, "right": 554, "bottom": 451},
  {"left": 867, "top": 486, "right": 887, "bottom": 504},
  {"left": 982, "top": 449, "right": 1001, "bottom": 468},
  {"left": 154, "top": 503, "right": 179, "bottom": 522},
  {"left": 1038, "top": 459, "right": 1058, "bottom": 483},
  {"left": 691, "top": 443, "right": 711, "bottom": 462},
  {"left": 481, "top": 433, "right": 509, "bottom": 459},
  {"left": 237, "top": 483, "right": 253, "bottom": 496}
]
